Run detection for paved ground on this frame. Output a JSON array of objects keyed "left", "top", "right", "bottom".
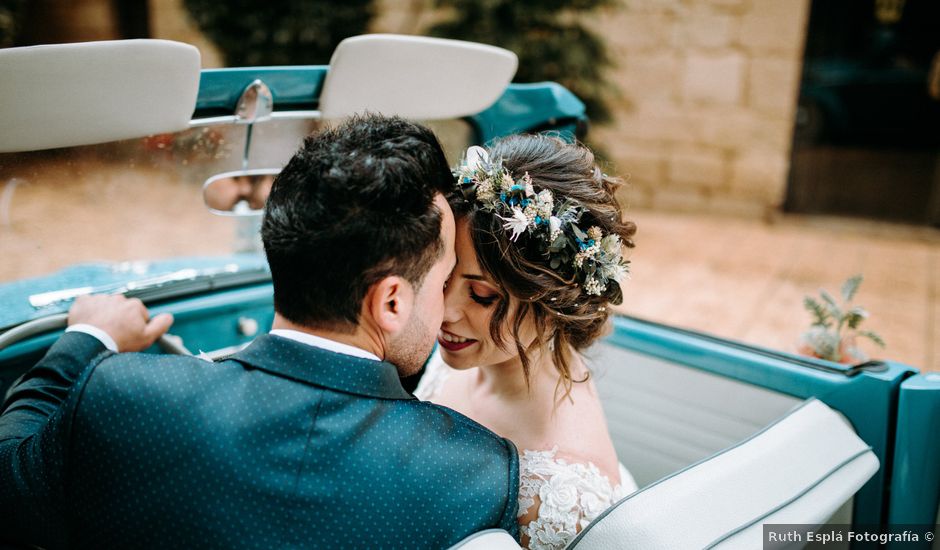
[
  {"left": 0, "top": 156, "right": 238, "bottom": 283},
  {"left": 3, "top": 153, "right": 937, "bottom": 371},
  {"left": 616, "top": 209, "right": 940, "bottom": 371}
]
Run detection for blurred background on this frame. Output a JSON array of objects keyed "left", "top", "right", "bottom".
[{"left": 1, "top": 0, "right": 938, "bottom": 369}]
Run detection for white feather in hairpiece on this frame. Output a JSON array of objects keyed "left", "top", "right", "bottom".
[{"left": 464, "top": 145, "right": 489, "bottom": 171}]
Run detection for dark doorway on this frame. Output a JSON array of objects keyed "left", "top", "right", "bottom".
[
  {"left": 786, "top": 0, "right": 940, "bottom": 226},
  {"left": 9, "top": 0, "right": 150, "bottom": 46}
]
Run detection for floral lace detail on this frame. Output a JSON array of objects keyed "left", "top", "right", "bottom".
[
  {"left": 518, "top": 447, "right": 631, "bottom": 550},
  {"left": 414, "top": 356, "right": 638, "bottom": 549}
]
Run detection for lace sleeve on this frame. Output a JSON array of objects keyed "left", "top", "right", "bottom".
[{"left": 517, "top": 448, "right": 630, "bottom": 550}]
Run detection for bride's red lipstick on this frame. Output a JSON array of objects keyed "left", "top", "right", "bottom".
[{"left": 438, "top": 331, "right": 476, "bottom": 352}]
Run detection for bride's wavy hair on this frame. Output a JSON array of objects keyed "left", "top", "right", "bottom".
[{"left": 450, "top": 134, "right": 637, "bottom": 399}]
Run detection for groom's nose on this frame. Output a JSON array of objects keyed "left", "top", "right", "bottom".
[{"left": 442, "top": 282, "right": 463, "bottom": 324}]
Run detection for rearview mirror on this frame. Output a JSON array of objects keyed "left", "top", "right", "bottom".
[{"left": 202, "top": 169, "right": 278, "bottom": 216}]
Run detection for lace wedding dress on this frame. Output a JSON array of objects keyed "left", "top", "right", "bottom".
[{"left": 414, "top": 353, "right": 638, "bottom": 550}]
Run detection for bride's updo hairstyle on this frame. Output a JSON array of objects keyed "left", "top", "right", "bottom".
[{"left": 451, "top": 134, "right": 636, "bottom": 398}]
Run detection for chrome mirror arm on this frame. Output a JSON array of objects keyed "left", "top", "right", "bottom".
[
  {"left": 235, "top": 79, "right": 274, "bottom": 170},
  {"left": 235, "top": 79, "right": 274, "bottom": 124}
]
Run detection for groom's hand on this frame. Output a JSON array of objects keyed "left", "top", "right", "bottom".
[{"left": 68, "top": 295, "right": 174, "bottom": 352}]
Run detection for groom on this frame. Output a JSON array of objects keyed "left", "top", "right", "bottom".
[{"left": 0, "top": 115, "right": 519, "bottom": 548}]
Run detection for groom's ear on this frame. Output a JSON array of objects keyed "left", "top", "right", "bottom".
[{"left": 363, "top": 276, "right": 415, "bottom": 335}]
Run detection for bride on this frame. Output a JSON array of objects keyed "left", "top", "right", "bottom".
[{"left": 415, "top": 135, "right": 639, "bottom": 549}]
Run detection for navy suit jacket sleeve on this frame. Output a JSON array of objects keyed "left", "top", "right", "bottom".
[{"left": 0, "top": 331, "right": 111, "bottom": 548}]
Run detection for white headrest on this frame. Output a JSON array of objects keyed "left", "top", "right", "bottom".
[
  {"left": 0, "top": 39, "right": 201, "bottom": 153},
  {"left": 319, "top": 34, "right": 517, "bottom": 120},
  {"left": 570, "top": 399, "right": 879, "bottom": 549}
]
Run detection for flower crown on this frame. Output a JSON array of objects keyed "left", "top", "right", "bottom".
[{"left": 455, "top": 146, "right": 629, "bottom": 303}]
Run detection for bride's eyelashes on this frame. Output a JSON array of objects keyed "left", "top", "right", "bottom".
[{"left": 469, "top": 285, "right": 498, "bottom": 307}]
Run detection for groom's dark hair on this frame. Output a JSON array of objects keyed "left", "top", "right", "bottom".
[{"left": 262, "top": 114, "right": 454, "bottom": 330}]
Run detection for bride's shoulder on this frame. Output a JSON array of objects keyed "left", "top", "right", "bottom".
[
  {"left": 517, "top": 445, "right": 623, "bottom": 496},
  {"left": 516, "top": 445, "right": 632, "bottom": 550},
  {"left": 533, "top": 383, "right": 621, "bottom": 475}
]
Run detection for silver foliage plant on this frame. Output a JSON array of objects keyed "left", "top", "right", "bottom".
[{"left": 800, "top": 274, "right": 885, "bottom": 363}]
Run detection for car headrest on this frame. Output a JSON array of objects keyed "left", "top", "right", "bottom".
[
  {"left": 0, "top": 39, "right": 200, "bottom": 153},
  {"left": 569, "top": 398, "right": 879, "bottom": 549},
  {"left": 319, "top": 34, "right": 517, "bottom": 120}
]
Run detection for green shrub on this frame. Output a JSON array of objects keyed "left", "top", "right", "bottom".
[
  {"left": 0, "top": 0, "right": 27, "bottom": 48},
  {"left": 183, "top": 0, "right": 374, "bottom": 66},
  {"left": 429, "top": 0, "right": 617, "bottom": 122}
]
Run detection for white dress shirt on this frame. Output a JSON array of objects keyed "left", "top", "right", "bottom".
[
  {"left": 269, "top": 329, "right": 380, "bottom": 361},
  {"left": 66, "top": 324, "right": 119, "bottom": 352}
]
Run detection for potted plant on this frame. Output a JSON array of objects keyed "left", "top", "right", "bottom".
[{"left": 798, "top": 275, "right": 885, "bottom": 364}]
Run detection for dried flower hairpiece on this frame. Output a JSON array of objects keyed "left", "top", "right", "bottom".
[{"left": 455, "top": 146, "right": 628, "bottom": 302}]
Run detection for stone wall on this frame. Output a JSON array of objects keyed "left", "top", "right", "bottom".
[
  {"left": 589, "top": 0, "right": 811, "bottom": 218},
  {"left": 373, "top": 0, "right": 813, "bottom": 218}
]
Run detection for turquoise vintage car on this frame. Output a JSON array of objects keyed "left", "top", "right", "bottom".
[{"left": 0, "top": 37, "right": 936, "bottom": 549}]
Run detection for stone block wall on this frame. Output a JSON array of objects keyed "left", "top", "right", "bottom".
[
  {"left": 588, "top": 0, "right": 811, "bottom": 218},
  {"left": 147, "top": 0, "right": 811, "bottom": 219}
]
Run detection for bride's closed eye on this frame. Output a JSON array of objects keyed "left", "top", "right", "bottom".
[{"left": 469, "top": 284, "right": 498, "bottom": 307}]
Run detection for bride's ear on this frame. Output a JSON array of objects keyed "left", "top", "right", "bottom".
[{"left": 363, "top": 276, "right": 415, "bottom": 335}]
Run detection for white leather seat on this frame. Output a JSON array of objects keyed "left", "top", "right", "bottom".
[
  {"left": 589, "top": 342, "right": 804, "bottom": 488},
  {"left": 448, "top": 529, "right": 522, "bottom": 550},
  {"left": 569, "top": 398, "right": 879, "bottom": 549},
  {"left": 319, "top": 34, "right": 517, "bottom": 120},
  {"left": 0, "top": 39, "right": 201, "bottom": 153}
]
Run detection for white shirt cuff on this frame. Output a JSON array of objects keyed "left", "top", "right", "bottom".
[{"left": 66, "top": 324, "right": 119, "bottom": 352}]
